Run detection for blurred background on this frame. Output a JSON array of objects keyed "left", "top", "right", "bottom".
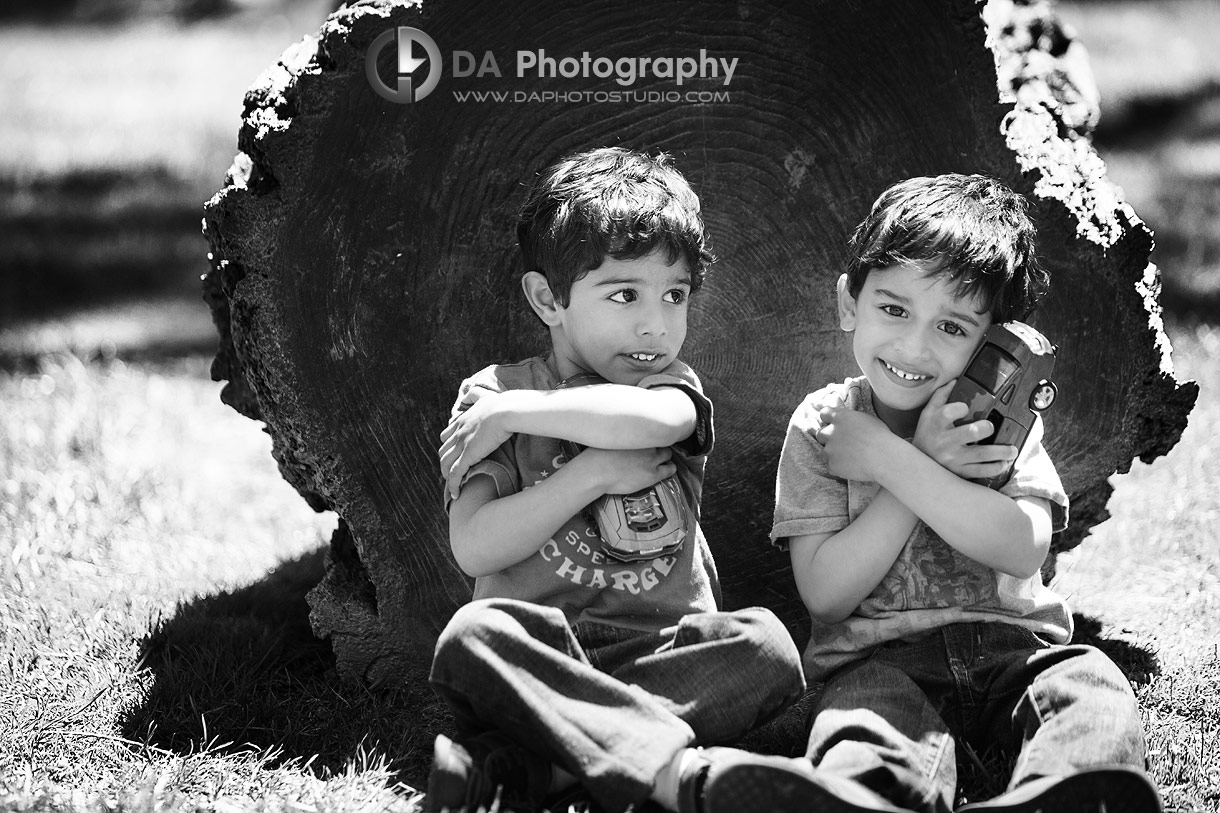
[
  {"left": 0, "top": 0, "right": 333, "bottom": 360},
  {"left": 2, "top": 0, "right": 1219, "bottom": 364},
  {"left": 1054, "top": 0, "right": 1220, "bottom": 322},
  {"left": 0, "top": 0, "right": 1217, "bottom": 359}
]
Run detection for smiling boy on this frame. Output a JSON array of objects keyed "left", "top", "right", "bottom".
[
  {"left": 424, "top": 147, "right": 803, "bottom": 813},
  {"left": 713, "top": 175, "right": 1162, "bottom": 813}
]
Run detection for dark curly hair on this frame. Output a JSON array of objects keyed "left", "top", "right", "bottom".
[
  {"left": 845, "top": 174, "right": 1048, "bottom": 322},
  {"left": 517, "top": 147, "right": 715, "bottom": 306}
]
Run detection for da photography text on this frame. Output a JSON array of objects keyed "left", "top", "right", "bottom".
[{"left": 367, "top": 26, "right": 739, "bottom": 104}]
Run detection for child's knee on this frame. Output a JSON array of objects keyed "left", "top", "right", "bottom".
[
  {"left": 437, "top": 599, "right": 522, "bottom": 655},
  {"left": 434, "top": 597, "right": 573, "bottom": 668},
  {"left": 1024, "top": 645, "right": 1145, "bottom": 743},
  {"left": 727, "top": 607, "right": 805, "bottom": 692},
  {"left": 1037, "top": 644, "right": 1137, "bottom": 700},
  {"left": 748, "top": 607, "right": 802, "bottom": 660}
]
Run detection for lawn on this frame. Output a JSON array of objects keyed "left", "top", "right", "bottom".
[
  {"left": 2, "top": 0, "right": 1219, "bottom": 811},
  {"left": 0, "top": 354, "right": 424, "bottom": 810}
]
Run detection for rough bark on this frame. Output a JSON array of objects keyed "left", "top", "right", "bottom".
[{"left": 202, "top": 0, "right": 1198, "bottom": 685}]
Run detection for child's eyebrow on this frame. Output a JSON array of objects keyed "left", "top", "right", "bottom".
[
  {"left": 875, "top": 287, "right": 984, "bottom": 327},
  {"left": 594, "top": 274, "right": 692, "bottom": 287},
  {"left": 593, "top": 275, "right": 646, "bottom": 287},
  {"left": 947, "top": 309, "right": 984, "bottom": 327},
  {"left": 874, "top": 287, "right": 910, "bottom": 304}
]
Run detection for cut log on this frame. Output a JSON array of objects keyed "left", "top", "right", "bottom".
[{"left": 202, "top": 0, "right": 1198, "bottom": 686}]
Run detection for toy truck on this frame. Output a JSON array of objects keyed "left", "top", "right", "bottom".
[{"left": 947, "top": 321, "right": 1058, "bottom": 489}]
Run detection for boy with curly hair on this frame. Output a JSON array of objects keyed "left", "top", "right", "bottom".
[
  {"left": 718, "top": 174, "right": 1161, "bottom": 813},
  {"left": 425, "top": 147, "right": 804, "bottom": 813}
]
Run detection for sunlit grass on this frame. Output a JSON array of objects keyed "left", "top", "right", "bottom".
[
  {"left": 0, "top": 355, "right": 431, "bottom": 811},
  {"left": 1054, "top": 319, "right": 1220, "bottom": 810},
  {"left": 0, "top": 355, "right": 331, "bottom": 596}
]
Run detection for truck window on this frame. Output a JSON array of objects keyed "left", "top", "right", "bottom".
[{"left": 965, "top": 345, "right": 1020, "bottom": 394}]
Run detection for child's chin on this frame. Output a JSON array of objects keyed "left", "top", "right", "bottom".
[
  {"left": 604, "top": 360, "right": 660, "bottom": 386},
  {"left": 611, "top": 372, "right": 650, "bottom": 387},
  {"left": 872, "top": 383, "right": 931, "bottom": 415},
  {"left": 590, "top": 368, "right": 640, "bottom": 387}
]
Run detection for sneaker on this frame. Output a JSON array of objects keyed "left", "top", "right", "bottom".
[
  {"left": 424, "top": 732, "right": 552, "bottom": 813},
  {"left": 956, "top": 766, "right": 1162, "bottom": 813},
  {"left": 677, "top": 747, "right": 913, "bottom": 813},
  {"left": 541, "top": 782, "right": 603, "bottom": 813}
]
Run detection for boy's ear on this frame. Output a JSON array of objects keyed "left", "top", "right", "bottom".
[
  {"left": 836, "top": 273, "right": 857, "bottom": 331},
  {"left": 522, "top": 271, "right": 563, "bottom": 326}
]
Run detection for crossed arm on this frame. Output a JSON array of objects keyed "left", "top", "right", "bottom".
[
  {"left": 787, "top": 382, "right": 1054, "bottom": 624},
  {"left": 441, "top": 383, "right": 697, "bottom": 577}
]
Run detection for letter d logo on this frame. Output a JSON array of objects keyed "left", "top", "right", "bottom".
[{"left": 366, "top": 26, "right": 441, "bottom": 103}]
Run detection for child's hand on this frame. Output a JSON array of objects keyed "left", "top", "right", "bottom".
[
  {"left": 440, "top": 389, "right": 513, "bottom": 500},
  {"left": 913, "top": 381, "right": 1018, "bottom": 480},
  {"left": 574, "top": 446, "right": 677, "bottom": 495},
  {"left": 815, "top": 407, "right": 897, "bottom": 482}
]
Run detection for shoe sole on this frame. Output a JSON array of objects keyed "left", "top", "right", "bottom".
[
  {"left": 424, "top": 735, "right": 471, "bottom": 813},
  {"left": 957, "top": 767, "right": 1162, "bottom": 813},
  {"left": 704, "top": 761, "right": 906, "bottom": 813}
]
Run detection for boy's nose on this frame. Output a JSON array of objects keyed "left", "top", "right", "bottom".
[
  {"left": 895, "top": 329, "right": 931, "bottom": 358},
  {"left": 637, "top": 303, "right": 668, "bottom": 335}
]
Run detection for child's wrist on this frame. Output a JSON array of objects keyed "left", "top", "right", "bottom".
[
  {"left": 550, "top": 450, "right": 607, "bottom": 503},
  {"left": 871, "top": 432, "right": 917, "bottom": 484},
  {"left": 491, "top": 389, "right": 535, "bottom": 435}
]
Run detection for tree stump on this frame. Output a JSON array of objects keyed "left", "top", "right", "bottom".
[{"left": 203, "top": 0, "right": 1198, "bottom": 686}]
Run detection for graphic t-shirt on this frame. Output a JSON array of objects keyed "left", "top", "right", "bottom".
[
  {"left": 447, "top": 356, "right": 719, "bottom": 633},
  {"left": 771, "top": 376, "right": 1072, "bottom": 680}
]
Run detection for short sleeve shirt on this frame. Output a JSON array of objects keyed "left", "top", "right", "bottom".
[
  {"left": 771, "top": 376, "right": 1072, "bottom": 680},
  {"left": 447, "top": 355, "right": 719, "bottom": 633}
]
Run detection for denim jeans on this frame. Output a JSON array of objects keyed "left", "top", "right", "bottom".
[
  {"left": 429, "top": 597, "right": 806, "bottom": 813},
  {"left": 806, "top": 622, "right": 1147, "bottom": 812}
]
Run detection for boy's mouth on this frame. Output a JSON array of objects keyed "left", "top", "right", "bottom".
[
  {"left": 628, "top": 352, "right": 661, "bottom": 363},
  {"left": 881, "top": 359, "right": 930, "bottom": 382}
]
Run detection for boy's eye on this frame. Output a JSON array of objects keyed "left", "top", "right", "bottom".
[
  {"left": 880, "top": 304, "right": 906, "bottom": 318},
  {"left": 608, "top": 290, "right": 637, "bottom": 304},
  {"left": 664, "top": 289, "right": 688, "bottom": 305},
  {"left": 940, "top": 322, "right": 967, "bottom": 337}
]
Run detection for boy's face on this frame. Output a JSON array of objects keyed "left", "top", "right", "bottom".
[
  {"left": 546, "top": 250, "right": 691, "bottom": 385},
  {"left": 838, "top": 262, "right": 992, "bottom": 430}
]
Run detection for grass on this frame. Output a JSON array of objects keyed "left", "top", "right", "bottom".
[
  {"left": 0, "top": 354, "right": 430, "bottom": 810},
  {"left": 1052, "top": 319, "right": 1220, "bottom": 809}
]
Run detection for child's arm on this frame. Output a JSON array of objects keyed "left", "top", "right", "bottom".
[
  {"left": 901, "top": 381, "right": 1054, "bottom": 577},
  {"left": 870, "top": 425, "right": 1052, "bottom": 577},
  {"left": 789, "top": 384, "right": 1051, "bottom": 624},
  {"left": 776, "top": 392, "right": 923, "bottom": 624},
  {"left": 448, "top": 445, "right": 676, "bottom": 577},
  {"left": 788, "top": 489, "right": 919, "bottom": 624},
  {"left": 820, "top": 395, "right": 1052, "bottom": 578},
  {"left": 441, "top": 383, "right": 697, "bottom": 500}
]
